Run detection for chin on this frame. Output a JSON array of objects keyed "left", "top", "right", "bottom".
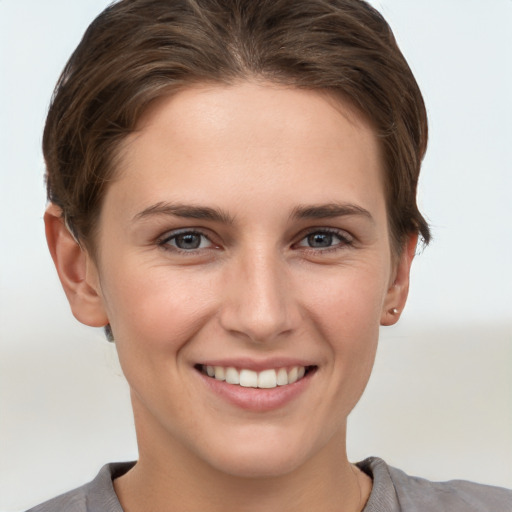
[
  {"left": 211, "top": 448, "right": 308, "bottom": 479},
  {"left": 194, "top": 426, "right": 324, "bottom": 479}
]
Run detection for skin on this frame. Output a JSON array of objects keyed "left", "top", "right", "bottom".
[{"left": 46, "top": 82, "right": 416, "bottom": 512}]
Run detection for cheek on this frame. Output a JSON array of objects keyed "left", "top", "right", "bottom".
[
  {"left": 300, "top": 262, "right": 389, "bottom": 335},
  {"left": 298, "top": 264, "right": 387, "bottom": 394},
  {"left": 99, "top": 262, "right": 219, "bottom": 352}
]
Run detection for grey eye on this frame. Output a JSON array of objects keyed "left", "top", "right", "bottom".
[
  {"left": 296, "top": 229, "right": 352, "bottom": 251},
  {"left": 307, "top": 232, "right": 334, "bottom": 248},
  {"left": 174, "top": 233, "right": 203, "bottom": 250},
  {"left": 160, "top": 230, "right": 214, "bottom": 251}
]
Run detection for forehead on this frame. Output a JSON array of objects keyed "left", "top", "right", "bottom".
[
  {"left": 134, "top": 82, "right": 378, "bottom": 159},
  {"left": 110, "top": 82, "right": 386, "bottom": 221}
]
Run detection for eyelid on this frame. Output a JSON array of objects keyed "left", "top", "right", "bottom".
[
  {"left": 155, "top": 226, "right": 353, "bottom": 254},
  {"left": 157, "top": 228, "right": 217, "bottom": 251},
  {"left": 293, "top": 227, "right": 354, "bottom": 250}
]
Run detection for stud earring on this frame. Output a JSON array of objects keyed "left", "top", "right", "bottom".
[{"left": 390, "top": 308, "right": 399, "bottom": 315}]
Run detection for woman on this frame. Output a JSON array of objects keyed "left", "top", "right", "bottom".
[{"left": 27, "top": 0, "right": 511, "bottom": 510}]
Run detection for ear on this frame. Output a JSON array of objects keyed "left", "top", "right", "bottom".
[
  {"left": 380, "top": 234, "right": 418, "bottom": 326},
  {"left": 45, "top": 204, "right": 109, "bottom": 328}
]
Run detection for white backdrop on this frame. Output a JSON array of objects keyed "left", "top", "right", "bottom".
[{"left": 1, "top": 1, "right": 511, "bottom": 510}]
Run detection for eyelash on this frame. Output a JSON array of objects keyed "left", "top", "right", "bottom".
[
  {"left": 295, "top": 228, "right": 354, "bottom": 253},
  {"left": 157, "top": 229, "right": 216, "bottom": 254},
  {"left": 157, "top": 228, "right": 353, "bottom": 254}
]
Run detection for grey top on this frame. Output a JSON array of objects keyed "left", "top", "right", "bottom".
[{"left": 27, "top": 457, "right": 512, "bottom": 511}]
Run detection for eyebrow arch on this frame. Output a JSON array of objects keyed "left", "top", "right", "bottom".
[
  {"left": 133, "top": 202, "right": 235, "bottom": 224},
  {"left": 290, "top": 203, "right": 374, "bottom": 223}
]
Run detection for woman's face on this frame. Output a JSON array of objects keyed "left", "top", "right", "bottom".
[{"left": 82, "top": 82, "right": 412, "bottom": 477}]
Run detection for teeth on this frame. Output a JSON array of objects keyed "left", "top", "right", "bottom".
[
  {"left": 225, "top": 367, "right": 240, "bottom": 385},
  {"left": 203, "top": 365, "right": 309, "bottom": 388},
  {"left": 276, "top": 368, "right": 288, "bottom": 386},
  {"left": 239, "top": 369, "right": 258, "bottom": 387},
  {"left": 258, "top": 369, "right": 277, "bottom": 388},
  {"left": 288, "top": 366, "right": 298, "bottom": 384},
  {"left": 214, "top": 366, "right": 225, "bottom": 381}
]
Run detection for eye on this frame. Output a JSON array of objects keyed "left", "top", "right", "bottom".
[
  {"left": 306, "top": 232, "right": 335, "bottom": 248},
  {"left": 295, "top": 229, "right": 353, "bottom": 250},
  {"left": 159, "top": 230, "right": 214, "bottom": 251}
]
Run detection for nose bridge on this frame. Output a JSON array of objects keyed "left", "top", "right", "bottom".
[{"left": 219, "top": 243, "right": 297, "bottom": 342}]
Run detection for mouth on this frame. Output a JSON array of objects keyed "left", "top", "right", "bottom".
[{"left": 195, "top": 364, "right": 317, "bottom": 389}]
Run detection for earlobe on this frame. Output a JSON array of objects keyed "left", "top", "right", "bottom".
[
  {"left": 380, "top": 234, "right": 418, "bottom": 326},
  {"left": 44, "top": 204, "right": 109, "bottom": 328}
]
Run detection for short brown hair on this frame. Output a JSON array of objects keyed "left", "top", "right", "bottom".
[{"left": 44, "top": 0, "right": 430, "bottom": 253}]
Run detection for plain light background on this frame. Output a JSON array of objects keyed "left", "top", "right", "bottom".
[{"left": 1, "top": 1, "right": 511, "bottom": 510}]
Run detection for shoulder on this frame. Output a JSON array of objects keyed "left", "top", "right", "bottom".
[
  {"left": 388, "top": 463, "right": 512, "bottom": 512},
  {"left": 26, "top": 485, "right": 88, "bottom": 512},
  {"left": 358, "top": 457, "right": 512, "bottom": 512},
  {"left": 26, "top": 462, "right": 135, "bottom": 512}
]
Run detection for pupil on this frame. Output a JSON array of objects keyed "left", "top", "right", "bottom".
[
  {"left": 308, "top": 233, "right": 332, "bottom": 247},
  {"left": 176, "top": 233, "right": 201, "bottom": 249}
]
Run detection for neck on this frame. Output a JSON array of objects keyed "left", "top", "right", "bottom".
[{"left": 115, "top": 397, "right": 371, "bottom": 512}]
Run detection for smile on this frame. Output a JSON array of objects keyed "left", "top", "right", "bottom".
[{"left": 198, "top": 365, "right": 315, "bottom": 389}]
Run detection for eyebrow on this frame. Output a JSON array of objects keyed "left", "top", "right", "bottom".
[
  {"left": 133, "top": 201, "right": 373, "bottom": 225},
  {"left": 290, "top": 203, "right": 374, "bottom": 223},
  {"left": 133, "top": 202, "right": 235, "bottom": 224}
]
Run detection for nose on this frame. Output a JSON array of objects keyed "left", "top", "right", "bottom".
[{"left": 218, "top": 248, "right": 300, "bottom": 344}]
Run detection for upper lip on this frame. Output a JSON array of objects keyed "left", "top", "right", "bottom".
[{"left": 195, "top": 358, "right": 317, "bottom": 372}]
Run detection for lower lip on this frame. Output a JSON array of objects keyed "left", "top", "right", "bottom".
[{"left": 197, "top": 370, "right": 315, "bottom": 412}]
